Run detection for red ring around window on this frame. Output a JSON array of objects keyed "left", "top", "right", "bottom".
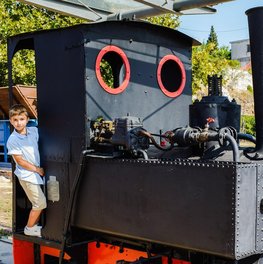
[
  {"left": 95, "top": 45, "right": 130, "bottom": 95},
  {"left": 157, "top": 54, "right": 186, "bottom": 98}
]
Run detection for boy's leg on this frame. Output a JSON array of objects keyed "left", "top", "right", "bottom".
[
  {"left": 27, "top": 209, "right": 43, "bottom": 227},
  {"left": 18, "top": 180, "right": 46, "bottom": 237},
  {"left": 19, "top": 179, "right": 47, "bottom": 227}
]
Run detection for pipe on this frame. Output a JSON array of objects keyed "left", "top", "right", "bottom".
[
  {"left": 59, "top": 150, "right": 89, "bottom": 264},
  {"left": 224, "top": 133, "right": 240, "bottom": 162},
  {"left": 246, "top": 7, "right": 263, "bottom": 159},
  {"left": 191, "top": 130, "right": 239, "bottom": 162}
]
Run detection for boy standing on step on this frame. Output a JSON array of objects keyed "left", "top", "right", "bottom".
[{"left": 7, "top": 104, "right": 46, "bottom": 237}]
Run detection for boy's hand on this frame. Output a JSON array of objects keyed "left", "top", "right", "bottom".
[
  {"left": 35, "top": 166, "right": 45, "bottom": 176},
  {"left": 12, "top": 155, "right": 45, "bottom": 176}
]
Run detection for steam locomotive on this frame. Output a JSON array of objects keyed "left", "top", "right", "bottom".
[{"left": 7, "top": 4, "right": 263, "bottom": 264}]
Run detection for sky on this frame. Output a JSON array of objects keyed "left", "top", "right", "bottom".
[{"left": 178, "top": 0, "right": 263, "bottom": 47}]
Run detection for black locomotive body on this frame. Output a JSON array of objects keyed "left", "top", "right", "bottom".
[{"left": 8, "top": 6, "right": 263, "bottom": 264}]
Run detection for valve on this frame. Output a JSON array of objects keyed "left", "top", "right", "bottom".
[{"left": 205, "top": 117, "right": 215, "bottom": 128}]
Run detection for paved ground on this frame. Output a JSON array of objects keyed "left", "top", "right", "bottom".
[{"left": 0, "top": 237, "right": 13, "bottom": 264}]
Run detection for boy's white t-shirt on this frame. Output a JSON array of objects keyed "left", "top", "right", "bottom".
[{"left": 7, "top": 126, "right": 44, "bottom": 185}]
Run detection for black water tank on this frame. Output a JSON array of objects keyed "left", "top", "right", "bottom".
[{"left": 189, "top": 96, "right": 241, "bottom": 131}]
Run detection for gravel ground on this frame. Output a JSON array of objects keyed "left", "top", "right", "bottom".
[{"left": 0, "top": 170, "right": 12, "bottom": 232}]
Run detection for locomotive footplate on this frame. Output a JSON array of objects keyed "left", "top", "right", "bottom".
[{"left": 72, "top": 156, "right": 263, "bottom": 261}]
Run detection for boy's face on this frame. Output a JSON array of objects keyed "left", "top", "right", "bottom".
[{"left": 10, "top": 113, "right": 29, "bottom": 134}]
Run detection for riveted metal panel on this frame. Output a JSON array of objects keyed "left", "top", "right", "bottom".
[
  {"left": 256, "top": 164, "right": 263, "bottom": 253},
  {"left": 235, "top": 164, "right": 257, "bottom": 259},
  {"left": 73, "top": 157, "right": 240, "bottom": 258}
]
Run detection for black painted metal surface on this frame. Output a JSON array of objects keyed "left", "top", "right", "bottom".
[
  {"left": 72, "top": 157, "right": 261, "bottom": 260},
  {"left": 246, "top": 7, "right": 263, "bottom": 156},
  {"left": 82, "top": 21, "right": 194, "bottom": 136},
  {"left": 189, "top": 96, "right": 241, "bottom": 132}
]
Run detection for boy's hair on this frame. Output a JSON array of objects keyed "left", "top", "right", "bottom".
[{"left": 9, "top": 104, "right": 29, "bottom": 118}]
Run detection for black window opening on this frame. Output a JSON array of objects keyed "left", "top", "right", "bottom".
[
  {"left": 8, "top": 37, "right": 38, "bottom": 119},
  {"left": 157, "top": 54, "right": 186, "bottom": 98}
]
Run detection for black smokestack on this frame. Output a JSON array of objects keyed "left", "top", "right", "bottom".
[{"left": 246, "top": 7, "right": 263, "bottom": 158}]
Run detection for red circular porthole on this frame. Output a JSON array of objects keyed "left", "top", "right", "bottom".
[
  {"left": 157, "top": 54, "right": 186, "bottom": 98},
  {"left": 95, "top": 45, "right": 130, "bottom": 94}
]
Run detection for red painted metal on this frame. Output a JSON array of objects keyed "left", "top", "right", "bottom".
[
  {"left": 13, "top": 238, "right": 34, "bottom": 264},
  {"left": 87, "top": 242, "right": 191, "bottom": 264},
  {"left": 95, "top": 45, "right": 131, "bottom": 94},
  {"left": 40, "top": 245, "right": 71, "bottom": 263},
  {"left": 88, "top": 242, "right": 147, "bottom": 263}
]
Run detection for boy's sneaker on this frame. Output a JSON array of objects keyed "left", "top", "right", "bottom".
[{"left": 24, "top": 225, "right": 42, "bottom": 237}]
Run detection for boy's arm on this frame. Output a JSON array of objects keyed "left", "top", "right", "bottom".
[{"left": 12, "top": 154, "right": 45, "bottom": 176}]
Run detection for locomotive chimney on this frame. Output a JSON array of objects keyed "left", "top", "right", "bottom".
[{"left": 246, "top": 7, "right": 263, "bottom": 158}]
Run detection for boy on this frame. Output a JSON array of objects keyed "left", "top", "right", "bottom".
[{"left": 7, "top": 104, "right": 46, "bottom": 237}]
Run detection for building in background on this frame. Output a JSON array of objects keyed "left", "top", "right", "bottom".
[{"left": 230, "top": 39, "right": 251, "bottom": 69}]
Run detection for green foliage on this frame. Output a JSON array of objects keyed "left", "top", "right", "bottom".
[
  {"left": 12, "top": 50, "right": 37, "bottom": 85},
  {"left": 247, "top": 85, "right": 253, "bottom": 93},
  {"left": 0, "top": 0, "right": 84, "bottom": 86},
  {"left": 145, "top": 13, "right": 180, "bottom": 29},
  {"left": 192, "top": 39, "right": 240, "bottom": 95},
  {"left": 241, "top": 115, "right": 255, "bottom": 136},
  {"left": 0, "top": 228, "right": 11, "bottom": 238},
  {"left": 192, "top": 43, "right": 227, "bottom": 93},
  {"left": 100, "top": 59, "right": 114, "bottom": 88}
]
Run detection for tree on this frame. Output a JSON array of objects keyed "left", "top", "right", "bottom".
[
  {"left": 0, "top": 0, "right": 83, "bottom": 86},
  {"left": 192, "top": 43, "right": 240, "bottom": 95},
  {"left": 191, "top": 24, "right": 241, "bottom": 97},
  {"left": 207, "top": 25, "right": 218, "bottom": 50},
  {"left": 145, "top": 13, "right": 180, "bottom": 29}
]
